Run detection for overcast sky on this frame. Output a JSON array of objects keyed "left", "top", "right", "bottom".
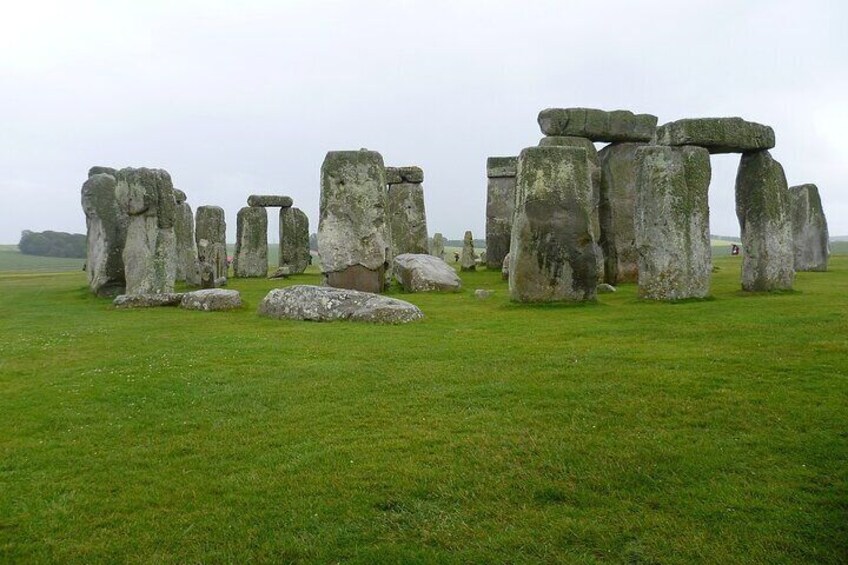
[{"left": 1, "top": 0, "right": 846, "bottom": 244}]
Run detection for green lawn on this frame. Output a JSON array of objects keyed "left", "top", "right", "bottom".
[{"left": 0, "top": 253, "right": 846, "bottom": 563}]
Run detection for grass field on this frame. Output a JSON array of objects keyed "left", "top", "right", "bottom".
[{"left": 1, "top": 251, "right": 846, "bottom": 562}]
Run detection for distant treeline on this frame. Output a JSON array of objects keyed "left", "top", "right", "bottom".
[{"left": 18, "top": 230, "right": 86, "bottom": 258}]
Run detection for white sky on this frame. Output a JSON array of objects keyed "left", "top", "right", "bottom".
[{"left": 1, "top": 0, "right": 846, "bottom": 243}]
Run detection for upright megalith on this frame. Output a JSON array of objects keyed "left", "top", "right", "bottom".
[
  {"left": 635, "top": 146, "right": 712, "bottom": 300},
  {"left": 460, "top": 230, "right": 476, "bottom": 272},
  {"left": 386, "top": 166, "right": 429, "bottom": 256},
  {"left": 509, "top": 146, "right": 599, "bottom": 302},
  {"left": 233, "top": 206, "right": 268, "bottom": 277},
  {"left": 279, "top": 206, "right": 310, "bottom": 274},
  {"left": 598, "top": 143, "right": 645, "bottom": 284},
  {"left": 789, "top": 184, "right": 829, "bottom": 271},
  {"left": 655, "top": 117, "right": 775, "bottom": 154},
  {"left": 173, "top": 188, "right": 200, "bottom": 286},
  {"left": 318, "top": 149, "right": 390, "bottom": 293},
  {"left": 195, "top": 205, "right": 228, "bottom": 284},
  {"left": 115, "top": 167, "right": 177, "bottom": 295},
  {"left": 735, "top": 150, "right": 795, "bottom": 291},
  {"left": 81, "top": 170, "right": 127, "bottom": 297},
  {"left": 537, "top": 108, "right": 657, "bottom": 142},
  {"left": 430, "top": 232, "right": 445, "bottom": 260},
  {"left": 485, "top": 156, "right": 517, "bottom": 269}
]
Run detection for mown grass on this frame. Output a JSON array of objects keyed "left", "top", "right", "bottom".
[{"left": 0, "top": 253, "right": 846, "bottom": 563}]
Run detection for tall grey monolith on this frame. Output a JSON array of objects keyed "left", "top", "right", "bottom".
[
  {"left": 509, "top": 146, "right": 599, "bottom": 302},
  {"left": 195, "top": 206, "right": 228, "bottom": 282},
  {"left": 485, "top": 157, "right": 517, "bottom": 269},
  {"left": 318, "top": 150, "right": 390, "bottom": 293},
  {"left": 115, "top": 167, "right": 177, "bottom": 295},
  {"left": 635, "top": 146, "right": 712, "bottom": 300},
  {"left": 735, "top": 150, "right": 794, "bottom": 291},
  {"left": 789, "top": 184, "right": 829, "bottom": 272},
  {"left": 386, "top": 167, "right": 428, "bottom": 256},
  {"left": 233, "top": 206, "right": 268, "bottom": 277},
  {"left": 173, "top": 189, "right": 200, "bottom": 286},
  {"left": 598, "top": 143, "right": 649, "bottom": 285},
  {"left": 81, "top": 170, "right": 127, "bottom": 297},
  {"left": 279, "top": 206, "right": 310, "bottom": 274},
  {"left": 460, "top": 230, "right": 476, "bottom": 271},
  {"left": 430, "top": 232, "right": 445, "bottom": 260}
]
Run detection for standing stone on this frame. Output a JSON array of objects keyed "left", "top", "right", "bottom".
[
  {"left": 195, "top": 206, "right": 228, "bottom": 282},
  {"left": 735, "top": 150, "right": 795, "bottom": 291},
  {"left": 485, "top": 157, "right": 517, "bottom": 269},
  {"left": 386, "top": 167, "right": 429, "bottom": 256},
  {"left": 81, "top": 171, "right": 127, "bottom": 297},
  {"left": 509, "top": 146, "right": 599, "bottom": 302},
  {"left": 789, "top": 184, "right": 829, "bottom": 271},
  {"left": 501, "top": 252, "right": 510, "bottom": 280},
  {"left": 279, "top": 206, "right": 310, "bottom": 274},
  {"left": 114, "top": 167, "right": 177, "bottom": 295},
  {"left": 635, "top": 146, "right": 712, "bottom": 300},
  {"left": 430, "top": 232, "right": 445, "bottom": 260},
  {"left": 598, "top": 143, "right": 646, "bottom": 284},
  {"left": 460, "top": 231, "right": 476, "bottom": 271},
  {"left": 174, "top": 189, "right": 200, "bottom": 286},
  {"left": 318, "top": 150, "right": 390, "bottom": 293},
  {"left": 233, "top": 206, "right": 268, "bottom": 277}
]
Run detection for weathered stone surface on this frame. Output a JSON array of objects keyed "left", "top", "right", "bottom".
[
  {"left": 173, "top": 189, "right": 187, "bottom": 204},
  {"left": 115, "top": 167, "right": 177, "bottom": 295},
  {"left": 598, "top": 143, "right": 646, "bottom": 284},
  {"left": 486, "top": 156, "right": 518, "bottom": 178},
  {"left": 318, "top": 150, "right": 390, "bottom": 293},
  {"left": 279, "top": 206, "right": 310, "bottom": 274},
  {"left": 460, "top": 230, "right": 476, "bottom": 271},
  {"left": 597, "top": 283, "right": 616, "bottom": 294},
  {"left": 175, "top": 199, "right": 200, "bottom": 286},
  {"left": 538, "top": 108, "right": 657, "bottom": 142},
  {"left": 635, "top": 146, "right": 712, "bottom": 300},
  {"left": 88, "top": 166, "right": 117, "bottom": 178},
  {"left": 387, "top": 182, "right": 429, "bottom": 256},
  {"left": 113, "top": 293, "right": 184, "bottom": 308},
  {"left": 258, "top": 285, "right": 424, "bottom": 324},
  {"left": 268, "top": 266, "right": 290, "bottom": 279},
  {"left": 81, "top": 172, "right": 127, "bottom": 297},
  {"left": 233, "top": 206, "right": 268, "bottom": 277},
  {"left": 195, "top": 206, "right": 228, "bottom": 280},
  {"left": 247, "top": 195, "right": 293, "bottom": 208},
  {"left": 486, "top": 157, "right": 518, "bottom": 269},
  {"left": 474, "top": 289, "right": 493, "bottom": 299},
  {"left": 386, "top": 166, "right": 424, "bottom": 184},
  {"left": 430, "top": 232, "right": 445, "bottom": 260},
  {"left": 509, "top": 146, "right": 599, "bottom": 302},
  {"left": 735, "top": 150, "right": 795, "bottom": 291},
  {"left": 655, "top": 118, "right": 775, "bottom": 154},
  {"left": 393, "top": 253, "right": 461, "bottom": 292},
  {"left": 501, "top": 253, "right": 510, "bottom": 280},
  {"left": 789, "top": 184, "right": 829, "bottom": 271},
  {"left": 180, "top": 289, "right": 242, "bottom": 311}
]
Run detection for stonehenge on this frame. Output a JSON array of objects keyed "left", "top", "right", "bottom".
[
  {"left": 386, "top": 166, "right": 429, "bottom": 256},
  {"left": 654, "top": 118, "right": 775, "bottom": 154},
  {"left": 460, "top": 230, "right": 476, "bottom": 271},
  {"left": 174, "top": 188, "right": 201, "bottom": 286},
  {"left": 485, "top": 157, "right": 517, "bottom": 269},
  {"left": 430, "top": 232, "right": 445, "bottom": 260},
  {"left": 247, "top": 195, "right": 293, "bottom": 208},
  {"left": 81, "top": 170, "right": 127, "bottom": 297},
  {"left": 195, "top": 205, "right": 228, "bottom": 285},
  {"left": 789, "top": 184, "right": 829, "bottom": 271},
  {"left": 318, "top": 150, "right": 390, "bottom": 293},
  {"left": 538, "top": 108, "right": 657, "bottom": 142},
  {"left": 233, "top": 206, "right": 268, "bottom": 277},
  {"left": 279, "top": 206, "right": 311, "bottom": 274}
]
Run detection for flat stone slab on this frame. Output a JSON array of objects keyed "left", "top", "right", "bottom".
[
  {"left": 486, "top": 156, "right": 518, "bottom": 178},
  {"left": 247, "top": 195, "right": 293, "bottom": 208},
  {"left": 114, "top": 293, "right": 184, "bottom": 308},
  {"left": 258, "top": 285, "right": 424, "bottom": 324},
  {"left": 654, "top": 118, "right": 775, "bottom": 154},
  {"left": 180, "top": 289, "right": 243, "bottom": 311},
  {"left": 393, "top": 253, "right": 461, "bottom": 292},
  {"left": 537, "top": 108, "right": 657, "bottom": 142},
  {"left": 386, "top": 166, "right": 424, "bottom": 184}
]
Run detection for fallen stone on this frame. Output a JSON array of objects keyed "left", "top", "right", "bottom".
[
  {"left": 789, "top": 184, "right": 830, "bottom": 271},
  {"left": 393, "top": 253, "right": 461, "bottom": 292},
  {"left": 655, "top": 117, "right": 775, "bottom": 154},
  {"left": 233, "top": 206, "right": 268, "bottom": 277},
  {"left": 195, "top": 206, "right": 228, "bottom": 281},
  {"left": 735, "top": 150, "right": 794, "bottom": 291},
  {"left": 460, "top": 230, "right": 476, "bottom": 272},
  {"left": 387, "top": 182, "right": 429, "bottom": 256},
  {"left": 113, "top": 293, "right": 184, "bottom": 308},
  {"left": 279, "top": 207, "right": 311, "bottom": 274},
  {"left": 386, "top": 166, "right": 424, "bottom": 184},
  {"left": 247, "top": 195, "right": 293, "bottom": 208},
  {"left": 635, "top": 145, "right": 712, "bottom": 300},
  {"left": 257, "top": 285, "right": 424, "bottom": 324},
  {"left": 538, "top": 108, "right": 657, "bottom": 142},
  {"left": 180, "top": 289, "right": 242, "bottom": 311},
  {"left": 474, "top": 289, "right": 493, "bottom": 299},
  {"left": 268, "top": 266, "right": 290, "bottom": 279},
  {"left": 486, "top": 156, "right": 518, "bottom": 269},
  {"left": 81, "top": 171, "right": 127, "bottom": 297},
  {"left": 597, "top": 283, "right": 616, "bottom": 293}
]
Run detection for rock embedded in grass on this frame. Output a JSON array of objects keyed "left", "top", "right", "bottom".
[
  {"left": 113, "top": 293, "right": 184, "bottom": 308},
  {"left": 180, "top": 289, "right": 242, "bottom": 311},
  {"left": 258, "top": 285, "right": 424, "bottom": 324},
  {"left": 392, "top": 253, "right": 461, "bottom": 292}
]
